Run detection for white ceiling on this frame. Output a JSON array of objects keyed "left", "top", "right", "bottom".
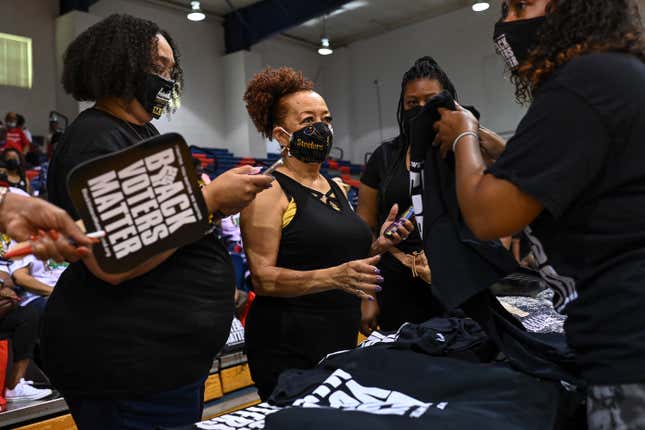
[
  {"left": 161, "top": 0, "right": 263, "bottom": 16},
  {"left": 285, "top": 0, "right": 473, "bottom": 47},
  {"left": 159, "top": 0, "right": 479, "bottom": 47}
]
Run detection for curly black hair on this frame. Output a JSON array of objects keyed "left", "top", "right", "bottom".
[
  {"left": 509, "top": 0, "right": 645, "bottom": 104},
  {"left": 62, "top": 14, "right": 183, "bottom": 103},
  {"left": 397, "top": 56, "right": 457, "bottom": 137}
]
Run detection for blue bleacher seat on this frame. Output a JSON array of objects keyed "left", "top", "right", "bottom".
[{"left": 190, "top": 146, "right": 366, "bottom": 181}]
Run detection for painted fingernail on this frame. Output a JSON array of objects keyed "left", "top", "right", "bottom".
[
  {"left": 368, "top": 296, "right": 375, "bottom": 301},
  {"left": 264, "top": 183, "right": 273, "bottom": 189},
  {"left": 30, "top": 234, "right": 38, "bottom": 242},
  {"left": 376, "top": 276, "right": 384, "bottom": 283},
  {"left": 38, "top": 229, "right": 47, "bottom": 239},
  {"left": 250, "top": 166, "right": 262, "bottom": 174},
  {"left": 375, "top": 286, "right": 383, "bottom": 292},
  {"left": 49, "top": 229, "right": 60, "bottom": 241},
  {"left": 374, "top": 268, "right": 381, "bottom": 274}
]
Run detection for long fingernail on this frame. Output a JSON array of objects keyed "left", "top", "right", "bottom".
[
  {"left": 49, "top": 229, "right": 60, "bottom": 241},
  {"left": 250, "top": 166, "right": 262, "bottom": 174},
  {"left": 30, "top": 234, "right": 38, "bottom": 242},
  {"left": 368, "top": 296, "right": 375, "bottom": 301},
  {"left": 264, "top": 183, "right": 273, "bottom": 189},
  {"left": 375, "top": 286, "right": 383, "bottom": 292},
  {"left": 374, "top": 268, "right": 381, "bottom": 274},
  {"left": 376, "top": 276, "right": 384, "bottom": 283}
]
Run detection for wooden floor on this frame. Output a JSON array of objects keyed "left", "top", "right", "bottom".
[{"left": 2, "top": 357, "right": 256, "bottom": 430}]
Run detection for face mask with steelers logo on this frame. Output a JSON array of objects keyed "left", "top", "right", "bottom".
[{"left": 282, "top": 122, "right": 334, "bottom": 164}]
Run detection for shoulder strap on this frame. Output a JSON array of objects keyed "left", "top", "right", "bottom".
[
  {"left": 272, "top": 171, "right": 297, "bottom": 201},
  {"left": 326, "top": 177, "right": 352, "bottom": 212}
]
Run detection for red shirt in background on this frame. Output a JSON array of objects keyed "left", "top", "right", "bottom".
[{"left": 4, "top": 127, "right": 30, "bottom": 153}]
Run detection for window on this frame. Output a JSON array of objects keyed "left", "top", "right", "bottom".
[{"left": 0, "top": 33, "right": 33, "bottom": 89}]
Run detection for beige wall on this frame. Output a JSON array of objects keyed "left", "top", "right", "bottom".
[{"left": 0, "top": 0, "right": 58, "bottom": 136}]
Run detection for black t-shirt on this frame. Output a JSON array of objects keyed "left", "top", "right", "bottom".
[
  {"left": 41, "top": 108, "right": 235, "bottom": 398},
  {"left": 361, "top": 139, "right": 422, "bottom": 254},
  {"left": 266, "top": 349, "right": 575, "bottom": 430},
  {"left": 487, "top": 53, "right": 645, "bottom": 385}
]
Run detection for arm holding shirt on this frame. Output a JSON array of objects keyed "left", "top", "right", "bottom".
[{"left": 432, "top": 87, "right": 608, "bottom": 240}]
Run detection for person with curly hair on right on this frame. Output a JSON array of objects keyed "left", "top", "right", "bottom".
[
  {"left": 433, "top": 1, "right": 645, "bottom": 428},
  {"left": 41, "top": 14, "right": 273, "bottom": 429},
  {"left": 240, "top": 67, "right": 415, "bottom": 400}
]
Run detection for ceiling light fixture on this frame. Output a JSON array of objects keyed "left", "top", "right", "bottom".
[
  {"left": 317, "top": 16, "right": 333, "bottom": 56},
  {"left": 472, "top": 1, "right": 490, "bottom": 12},
  {"left": 318, "top": 37, "right": 333, "bottom": 56},
  {"left": 187, "top": 1, "right": 206, "bottom": 21}
]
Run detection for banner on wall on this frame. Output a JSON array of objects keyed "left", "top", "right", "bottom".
[{"left": 67, "top": 133, "right": 209, "bottom": 273}]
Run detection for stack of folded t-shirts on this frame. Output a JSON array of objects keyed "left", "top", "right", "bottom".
[{"left": 182, "top": 317, "right": 583, "bottom": 430}]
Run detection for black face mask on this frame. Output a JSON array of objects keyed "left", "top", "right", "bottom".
[
  {"left": 284, "top": 122, "right": 334, "bottom": 164},
  {"left": 402, "top": 105, "right": 423, "bottom": 138},
  {"left": 5, "top": 159, "right": 19, "bottom": 170},
  {"left": 135, "top": 73, "right": 176, "bottom": 119},
  {"left": 493, "top": 16, "right": 546, "bottom": 70}
]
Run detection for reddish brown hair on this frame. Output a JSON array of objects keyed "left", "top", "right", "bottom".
[{"left": 244, "top": 67, "right": 315, "bottom": 139}]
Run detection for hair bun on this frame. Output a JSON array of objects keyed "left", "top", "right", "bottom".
[
  {"left": 414, "top": 56, "right": 439, "bottom": 67},
  {"left": 244, "top": 67, "right": 315, "bottom": 139}
]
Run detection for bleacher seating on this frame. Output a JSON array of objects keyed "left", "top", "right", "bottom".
[{"left": 189, "top": 146, "right": 365, "bottom": 196}]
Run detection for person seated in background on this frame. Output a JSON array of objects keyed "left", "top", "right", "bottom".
[
  {"left": 12, "top": 255, "right": 66, "bottom": 317},
  {"left": 240, "top": 66, "right": 414, "bottom": 400},
  {"left": 0, "top": 233, "right": 52, "bottom": 402},
  {"left": 1, "top": 149, "right": 30, "bottom": 194},
  {"left": 3, "top": 113, "right": 30, "bottom": 156}
]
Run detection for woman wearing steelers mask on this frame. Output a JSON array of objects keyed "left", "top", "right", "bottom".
[
  {"left": 42, "top": 14, "right": 273, "bottom": 429},
  {"left": 240, "top": 67, "right": 414, "bottom": 400}
]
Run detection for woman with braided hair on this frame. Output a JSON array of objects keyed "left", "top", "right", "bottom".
[
  {"left": 433, "top": 1, "right": 645, "bottom": 427},
  {"left": 358, "top": 57, "right": 503, "bottom": 334}
]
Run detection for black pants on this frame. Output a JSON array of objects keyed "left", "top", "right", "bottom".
[
  {"left": 245, "top": 300, "right": 360, "bottom": 400},
  {"left": 0, "top": 305, "right": 39, "bottom": 361},
  {"left": 376, "top": 252, "right": 444, "bottom": 331},
  {"left": 65, "top": 377, "right": 206, "bottom": 430}
]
